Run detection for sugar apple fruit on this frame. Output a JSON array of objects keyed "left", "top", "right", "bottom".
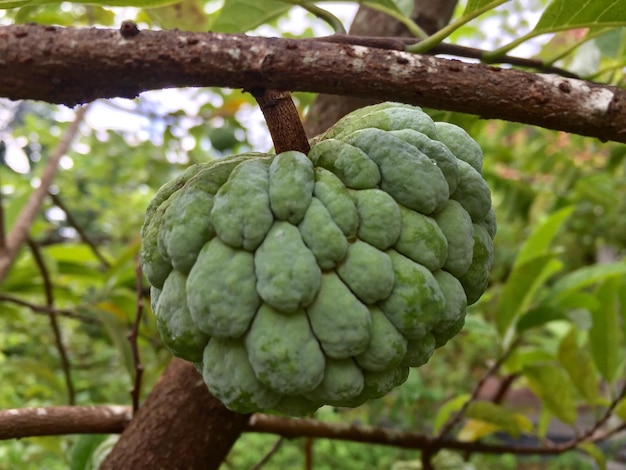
[{"left": 140, "top": 102, "right": 495, "bottom": 416}]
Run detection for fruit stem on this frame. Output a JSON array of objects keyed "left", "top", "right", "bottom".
[{"left": 250, "top": 88, "right": 311, "bottom": 155}]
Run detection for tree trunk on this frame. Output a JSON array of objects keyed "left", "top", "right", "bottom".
[
  {"left": 100, "top": 359, "right": 250, "bottom": 469},
  {"left": 303, "top": 0, "right": 459, "bottom": 137}
]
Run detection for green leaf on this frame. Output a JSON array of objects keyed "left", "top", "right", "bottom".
[
  {"left": 465, "top": 401, "right": 525, "bottom": 438},
  {"left": 496, "top": 255, "right": 563, "bottom": 335},
  {"left": 545, "top": 262, "right": 626, "bottom": 305},
  {"left": 579, "top": 443, "right": 607, "bottom": 470},
  {"left": 516, "top": 305, "right": 565, "bottom": 332},
  {"left": 90, "top": 307, "right": 135, "bottom": 381},
  {"left": 534, "top": 0, "right": 626, "bottom": 33},
  {"left": 463, "top": 0, "right": 508, "bottom": 16},
  {"left": 557, "top": 328, "right": 600, "bottom": 403},
  {"left": 433, "top": 394, "right": 470, "bottom": 434},
  {"left": 589, "top": 277, "right": 621, "bottom": 383},
  {"left": 1, "top": 0, "right": 178, "bottom": 8},
  {"left": 515, "top": 206, "right": 573, "bottom": 267},
  {"left": 523, "top": 363, "right": 577, "bottom": 424},
  {"left": 209, "top": 0, "right": 291, "bottom": 33},
  {"left": 69, "top": 434, "right": 109, "bottom": 470},
  {"left": 143, "top": 0, "right": 210, "bottom": 32}
]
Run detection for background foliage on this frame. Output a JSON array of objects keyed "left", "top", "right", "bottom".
[{"left": 1, "top": 0, "right": 626, "bottom": 468}]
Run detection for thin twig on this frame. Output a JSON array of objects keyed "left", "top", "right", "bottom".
[
  {"left": 127, "top": 255, "right": 145, "bottom": 413},
  {"left": 48, "top": 191, "right": 111, "bottom": 269},
  {"left": 303, "top": 436, "right": 313, "bottom": 470},
  {"left": 313, "top": 34, "right": 579, "bottom": 78},
  {"left": 437, "top": 338, "right": 520, "bottom": 439},
  {"left": 0, "top": 104, "right": 90, "bottom": 284},
  {"left": 0, "top": 293, "right": 100, "bottom": 323},
  {"left": 27, "top": 238, "right": 75, "bottom": 405},
  {"left": 250, "top": 437, "right": 285, "bottom": 470},
  {"left": 0, "top": 160, "right": 6, "bottom": 253}
]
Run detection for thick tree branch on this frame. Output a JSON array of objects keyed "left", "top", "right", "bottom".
[
  {"left": 0, "top": 406, "right": 131, "bottom": 440},
  {"left": 1, "top": 24, "right": 625, "bottom": 143},
  {"left": 100, "top": 359, "right": 250, "bottom": 469},
  {"left": 3, "top": 404, "right": 620, "bottom": 457}
]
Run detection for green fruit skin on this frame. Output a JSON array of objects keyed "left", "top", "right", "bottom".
[
  {"left": 402, "top": 333, "right": 436, "bottom": 367},
  {"left": 352, "top": 188, "right": 402, "bottom": 250},
  {"left": 298, "top": 197, "right": 348, "bottom": 270},
  {"left": 342, "top": 128, "right": 449, "bottom": 215},
  {"left": 336, "top": 240, "right": 395, "bottom": 304},
  {"left": 272, "top": 396, "right": 320, "bottom": 417},
  {"left": 362, "top": 366, "right": 410, "bottom": 399},
  {"left": 434, "top": 200, "right": 475, "bottom": 278},
  {"left": 186, "top": 237, "right": 259, "bottom": 337},
  {"left": 210, "top": 158, "right": 274, "bottom": 251},
  {"left": 389, "top": 129, "right": 459, "bottom": 195},
  {"left": 255, "top": 221, "right": 321, "bottom": 313},
  {"left": 394, "top": 205, "right": 448, "bottom": 271},
  {"left": 157, "top": 187, "right": 215, "bottom": 274},
  {"left": 450, "top": 160, "right": 492, "bottom": 222},
  {"left": 140, "top": 211, "right": 172, "bottom": 289},
  {"left": 313, "top": 167, "right": 359, "bottom": 238},
  {"left": 435, "top": 121, "right": 483, "bottom": 172},
  {"left": 325, "top": 106, "right": 438, "bottom": 141},
  {"left": 433, "top": 270, "right": 467, "bottom": 332},
  {"left": 459, "top": 223, "right": 494, "bottom": 305},
  {"left": 155, "top": 270, "right": 209, "bottom": 363},
  {"left": 308, "top": 138, "right": 381, "bottom": 189},
  {"left": 306, "top": 272, "right": 371, "bottom": 359},
  {"left": 380, "top": 251, "right": 446, "bottom": 340},
  {"left": 203, "top": 336, "right": 282, "bottom": 414},
  {"left": 304, "top": 358, "right": 364, "bottom": 405},
  {"left": 433, "top": 316, "right": 465, "bottom": 349},
  {"left": 246, "top": 304, "right": 326, "bottom": 395},
  {"left": 140, "top": 103, "right": 493, "bottom": 416},
  {"left": 480, "top": 205, "right": 497, "bottom": 240},
  {"left": 355, "top": 306, "right": 408, "bottom": 372},
  {"left": 268, "top": 150, "right": 314, "bottom": 224}
]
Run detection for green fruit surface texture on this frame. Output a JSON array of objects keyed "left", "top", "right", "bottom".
[{"left": 140, "top": 102, "right": 496, "bottom": 416}]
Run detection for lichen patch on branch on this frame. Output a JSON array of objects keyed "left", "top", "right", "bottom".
[{"left": 541, "top": 74, "right": 615, "bottom": 115}]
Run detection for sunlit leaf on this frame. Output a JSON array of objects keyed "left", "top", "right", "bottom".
[
  {"left": 589, "top": 277, "right": 621, "bottom": 383},
  {"left": 557, "top": 328, "right": 600, "bottom": 403},
  {"left": 465, "top": 401, "right": 524, "bottom": 438},
  {"left": 515, "top": 206, "right": 573, "bottom": 267},
  {"left": 544, "top": 262, "right": 626, "bottom": 305},
  {"left": 534, "top": 0, "right": 626, "bottom": 33},
  {"left": 457, "top": 419, "right": 499, "bottom": 442},
  {"left": 496, "top": 255, "right": 563, "bottom": 335},
  {"left": 579, "top": 442, "right": 607, "bottom": 470},
  {"left": 144, "top": 0, "right": 210, "bottom": 32},
  {"left": 523, "top": 363, "right": 577, "bottom": 424},
  {"left": 463, "top": 0, "right": 508, "bottom": 16},
  {"left": 432, "top": 394, "right": 470, "bottom": 434},
  {"left": 209, "top": 0, "right": 291, "bottom": 33},
  {"left": 1, "top": 0, "right": 178, "bottom": 8}
]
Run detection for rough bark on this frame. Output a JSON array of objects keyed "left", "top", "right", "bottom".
[
  {"left": 100, "top": 359, "right": 250, "bottom": 470},
  {"left": 303, "top": 0, "right": 459, "bottom": 137},
  {"left": 2, "top": 24, "right": 625, "bottom": 142}
]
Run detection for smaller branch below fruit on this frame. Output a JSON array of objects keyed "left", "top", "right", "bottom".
[
  {"left": 127, "top": 256, "right": 145, "bottom": 414},
  {"left": 250, "top": 88, "right": 310, "bottom": 154},
  {"left": 27, "top": 238, "right": 75, "bottom": 406}
]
